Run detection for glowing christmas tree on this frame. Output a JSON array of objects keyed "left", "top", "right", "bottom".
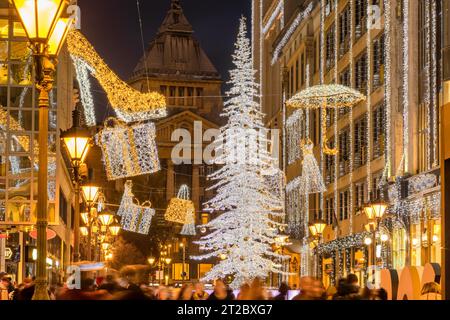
[{"left": 193, "top": 17, "right": 288, "bottom": 289}]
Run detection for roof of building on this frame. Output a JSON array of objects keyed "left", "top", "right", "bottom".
[{"left": 129, "top": 0, "right": 221, "bottom": 83}]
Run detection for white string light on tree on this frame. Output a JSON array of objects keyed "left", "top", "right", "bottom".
[
  {"left": 97, "top": 117, "right": 160, "bottom": 181},
  {"left": 193, "top": 17, "right": 289, "bottom": 289}
]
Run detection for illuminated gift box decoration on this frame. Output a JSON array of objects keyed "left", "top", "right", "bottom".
[
  {"left": 97, "top": 117, "right": 160, "bottom": 181},
  {"left": 117, "top": 181, "right": 155, "bottom": 235},
  {"left": 165, "top": 185, "right": 195, "bottom": 225}
]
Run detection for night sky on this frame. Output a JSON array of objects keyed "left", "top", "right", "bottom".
[{"left": 77, "top": 0, "right": 251, "bottom": 118}]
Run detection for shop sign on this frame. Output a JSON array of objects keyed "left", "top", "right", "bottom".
[{"left": 4, "top": 247, "right": 12, "bottom": 260}]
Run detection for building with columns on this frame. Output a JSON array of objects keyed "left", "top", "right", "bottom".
[
  {"left": 253, "top": 0, "right": 443, "bottom": 296},
  {"left": 126, "top": 0, "right": 223, "bottom": 282}
]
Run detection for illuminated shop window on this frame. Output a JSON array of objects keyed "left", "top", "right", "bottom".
[
  {"left": 410, "top": 224, "right": 422, "bottom": 267},
  {"left": 392, "top": 227, "right": 407, "bottom": 269},
  {"left": 172, "top": 263, "right": 190, "bottom": 281},
  {"left": 198, "top": 264, "right": 213, "bottom": 279},
  {"left": 431, "top": 221, "right": 441, "bottom": 265},
  {"left": 0, "top": 19, "right": 7, "bottom": 38}
]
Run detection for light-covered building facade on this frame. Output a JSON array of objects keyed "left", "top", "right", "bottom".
[{"left": 253, "top": 0, "right": 442, "bottom": 294}]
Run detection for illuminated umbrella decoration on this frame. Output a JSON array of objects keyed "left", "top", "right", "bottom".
[{"left": 287, "top": 84, "right": 366, "bottom": 155}]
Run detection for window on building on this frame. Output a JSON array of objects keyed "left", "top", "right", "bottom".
[
  {"left": 340, "top": 67, "right": 351, "bottom": 88},
  {"left": 178, "top": 87, "right": 185, "bottom": 106},
  {"left": 198, "top": 264, "right": 213, "bottom": 279},
  {"left": 373, "top": 35, "right": 385, "bottom": 89},
  {"left": 355, "top": 51, "right": 368, "bottom": 95},
  {"left": 295, "top": 58, "right": 299, "bottom": 92},
  {"left": 372, "top": 171, "right": 384, "bottom": 200},
  {"left": 301, "top": 53, "right": 305, "bottom": 87},
  {"left": 169, "top": 86, "right": 176, "bottom": 105},
  {"left": 354, "top": 114, "right": 368, "bottom": 168},
  {"left": 195, "top": 88, "right": 203, "bottom": 108},
  {"left": 325, "top": 137, "right": 336, "bottom": 185},
  {"left": 172, "top": 263, "right": 190, "bottom": 281},
  {"left": 339, "top": 189, "right": 350, "bottom": 221},
  {"left": 372, "top": 103, "right": 386, "bottom": 159},
  {"left": 325, "top": 0, "right": 335, "bottom": 17},
  {"left": 290, "top": 66, "right": 294, "bottom": 96},
  {"left": 339, "top": 5, "right": 351, "bottom": 57},
  {"left": 392, "top": 227, "right": 407, "bottom": 269},
  {"left": 355, "top": 0, "right": 367, "bottom": 40},
  {"left": 339, "top": 128, "right": 351, "bottom": 177},
  {"left": 160, "top": 85, "right": 167, "bottom": 96},
  {"left": 354, "top": 181, "right": 366, "bottom": 212},
  {"left": 326, "top": 24, "right": 335, "bottom": 71},
  {"left": 187, "top": 87, "right": 194, "bottom": 106},
  {"left": 418, "top": 102, "right": 428, "bottom": 172},
  {"left": 59, "top": 188, "right": 67, "bottom": 225},
  {"left": 325, "top": 197, "right": 335, "bottom": 226}
]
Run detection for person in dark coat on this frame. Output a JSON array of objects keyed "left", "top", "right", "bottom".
[
  {"left": 273, "top": 282, "right": 290, "bottom": 300},
  {"left": 207, "top": 280, "right": 235, "bottom": 300}
]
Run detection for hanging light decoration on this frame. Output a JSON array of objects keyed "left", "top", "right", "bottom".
[
  {"left": 117, "top": 181, "right": 155, "bottom": 235},
  {"left": 165, "top": 185, "right": 196, "bottom": 225},
  {"left": 97, "top": 117, "right": 160, "bottom": 181},
  {"left": 66, "top": 30, "right": 166, "bottom": 122}
]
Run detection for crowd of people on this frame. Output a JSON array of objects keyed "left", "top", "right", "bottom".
[{"left": 0, "top": 269, "right": 439, "bottom": 300}]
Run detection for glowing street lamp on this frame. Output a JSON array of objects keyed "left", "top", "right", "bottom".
[
  {"left": 309, "top": 219, "right": 327, "bottom": 237},
  {"left": 79, "top": 226, "right": 88, "bottom": 237},
  {"left": 81, "top": 185, "right": 99, "bottom": 205},
  {"left": 11, "top": 0, "right": 72, "bottom": 300},
  {"left": 148, "top": 257, "right": 156, "bottom": 265},
  {"left": 108, "top": 222, "right": 121, "bottom": 237},
  {"left": 98, "top": 211, "right": 114, "bottom": 227},
  {"left": 61, "top": 110, "right": 91, "bottom": 167}
]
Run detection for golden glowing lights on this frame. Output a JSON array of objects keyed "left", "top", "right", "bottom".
[
  {"left": 47, "top": 17, "right": 72, "bottom": 56},
  {"left": 11, "top": 0, "right": 67, "bottom": 42},
  {"left": 66, "top": 30, "right": 166, "bottom": 120},
  {"left": 81, "top": 185, "right": 99, "bottom": 204},
  {"left": 165, "top": 185, "right": 195, "bottom": 225},
  {"left": 286, "top": 84, "right": 366, "bottom": 109}
]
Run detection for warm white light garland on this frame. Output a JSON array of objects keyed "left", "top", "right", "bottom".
[
  {"left": 334, "top": 0, "right": 339, "bottom": 238},
  {"left": 349, "top": 0, "right": 355, "bottom": 235},
  {"left": 262, "top": 0, "right": 284, "bottom": 35},
  {"left": 73, "top": 56, "right": 96, "bottom": 126},
  {"left": 271, "top": 2, "right": 314, "bottom": 65},
  {"left": 402, "top": 0, "right": 410, "bottom": 173},
  {"left": 366, "top": 0, "right": 372, "bottom": 195},
  {"left": 431, "top": 0, "right": 438, "bottom": 167},
  {"left": 383, "top": 0, "right": 392, "bottom": 178},
  {"left": 286, "top": 109, "right": 304, "bottom": 164},
  {"left": 425, "top": 0, "right": 432, "bottom": 170},
  {"left": 320, "top": 0, "right": 325, "bottom": 212}
]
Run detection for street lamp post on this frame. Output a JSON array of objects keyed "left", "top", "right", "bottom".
[
  {"left": 363, "top": 191, "right": 388, "bottom": 285},
  {"left": 11, "top": 0, "right": 73, "bottom": 300},
  {"left": 61, "top": 107, "right": 91, "bottom": 262},
  {"left": 309, "top": 218, "right": 326, "bottom": 278},
  {"left": 180, "top": 242, "right": 186, "bottom": 282},
  {"left": 81, "top": 185, "right": 99, "bottom": 260}
]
